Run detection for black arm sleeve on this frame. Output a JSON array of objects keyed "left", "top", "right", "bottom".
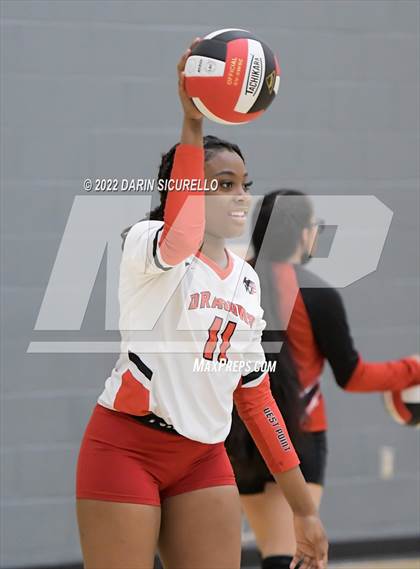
[{"left": 297, "top": 269, "right": 359, "bottom": 388}]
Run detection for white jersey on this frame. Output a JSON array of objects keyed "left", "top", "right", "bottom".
[{"left": 98, "top": 220, "right": 267, "bottom": 443}]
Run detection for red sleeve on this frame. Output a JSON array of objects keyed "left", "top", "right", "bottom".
[
  {"left": 233, "top": 374, "right": 300, "bottom": 474},
  {"left": 158, "top": 144, "right": 205, "bottom": 266},
  {"left": 344, "top": 356, "right": 420, "bottom": 392}
]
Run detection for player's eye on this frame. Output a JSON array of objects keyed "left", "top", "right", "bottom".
[
  {"left": 243, "top": 180, "right": 253, "bottom": 192},
  {"left": 219, "top": 180, "right": 234, "bottom": 190}
]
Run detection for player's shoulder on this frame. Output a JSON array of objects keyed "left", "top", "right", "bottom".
[
  {"left": 295, "top": 265, "right": 342, "bottom": 306},
  {"left": 126, "top": 219, "right": 163, "bottom": 240},
  {"left": 294, "top": 265, "right": 329, "bottom": 289},
  {"left": 123, "top": 219, "right": 163, "bottom": 250}
]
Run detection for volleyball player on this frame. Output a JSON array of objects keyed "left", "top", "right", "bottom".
[
  {"left": 75, "top": 43, "right": 328, "bottom": 569},
  {"left": 226, "top": 190, "right": 420, "bottom": 569}
]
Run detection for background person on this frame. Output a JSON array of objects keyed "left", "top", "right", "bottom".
[{"left": 226, "top": 189, "right": 420, "bottom": 569}]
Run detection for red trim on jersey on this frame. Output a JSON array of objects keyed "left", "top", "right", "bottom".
[
  {"left": 113, "top": 370, "right": 150, "bottom": 416},
  {"left": 158, "top": 144, "right": 205, "bottom": 266},
  {"left": 233, "top": 374, "right": 300, "bottom": 474},
  {"left": 195, "top": 249, "right": 234, "bottom": 280}
]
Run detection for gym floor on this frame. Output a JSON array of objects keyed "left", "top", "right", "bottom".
[
  {"left": 246, "top": 558, "right": 420, "bottom": 569},
  {"left": 329, "top": 559, "right": 420, "bottom": 569},
  {"left": 329, "top": 560, "right": 420, "bottom": 569}
]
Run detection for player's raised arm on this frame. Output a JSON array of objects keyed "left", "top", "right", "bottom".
[{"left": 156, "top": 39, "right": 206, "bottom": 268}]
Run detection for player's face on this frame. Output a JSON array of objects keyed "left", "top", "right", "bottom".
[{"left": 204, "top": 150, "right": 252, "bottom": 239}]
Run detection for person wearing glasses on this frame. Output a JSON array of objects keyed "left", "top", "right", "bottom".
[{"left": 226, "top": 189, "right": 420, "bottom": 569}]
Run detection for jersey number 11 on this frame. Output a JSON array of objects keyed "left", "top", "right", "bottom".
[{"left": 203, "top": 316, "right": 237, "bottom": 364}]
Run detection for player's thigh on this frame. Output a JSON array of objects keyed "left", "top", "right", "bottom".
[
  {"left": 76, "top": 499, "right": 161, "bottom": 569},
  {"left": 158, "top": 485, "right": 242, "bottom": 569}
]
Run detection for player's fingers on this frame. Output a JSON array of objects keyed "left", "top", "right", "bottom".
[
  {"left": 318, "top": 547, "right": 328, "bottom": 569},
  {"left": 289, "top": 551, "right": 303, "bottom": 569},
  {"left": 320, "top": 542, "right": 328, "bottom": 568},
  {"left": 189, "top": 36, "right": 201, "bottom": 50},
  {"left": 177, "top": 49, "right": 191, "bottom": 74},
  {"left": 177, "top": 37, "right": 201, "bottom": 75},
  {"left": 315, "top": 534, "right": 328, "bottom": 567},
  {"left": 289, "top": 554, "right": 298, "bottom": 569},
  {"left": 300, "top": 555, "right": 315, "bottom": 569},
  {"left": 178, "top": 71, "right": 186, "bottom": 93}
]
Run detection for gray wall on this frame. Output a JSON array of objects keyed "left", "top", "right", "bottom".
[{"left": 1, "top": 0, "right": 419, "bottom": 567}]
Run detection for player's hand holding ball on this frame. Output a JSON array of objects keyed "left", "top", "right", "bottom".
[
  {"left": 384, "top": 353, "right": 420, "bottom": 428},
  {"left": 177, "top": 38, "right": 204, "bottom": 121},
  {"left": 184, "top": 29, "right": 280, "bottom": 124}
]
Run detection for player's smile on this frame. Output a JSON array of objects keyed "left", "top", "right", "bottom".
[{"left": 227, "top": 208, "right": 248, "bottom": 223}]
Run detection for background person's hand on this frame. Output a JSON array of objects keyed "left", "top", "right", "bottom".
[
  {"left": 291, "top": 514, "right": 328, "bottom": 569},
  {"left": 177, "top": 38, "right": 203, "bottom": 121}
]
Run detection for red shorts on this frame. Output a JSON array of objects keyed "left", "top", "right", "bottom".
[{"left": 76, "top": 404, "right": 236, "bottom": 506}]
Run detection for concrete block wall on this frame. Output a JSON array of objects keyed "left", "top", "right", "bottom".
[{"left": 1, "top": 1, "right": 419, "bottom": 566}]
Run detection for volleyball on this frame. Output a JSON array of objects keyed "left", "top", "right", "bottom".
[
  {"left": 184, "top": 29, "right": 280, "bottom": 125},
  {"left": 384, "top": 386, "right": 420, "bottom": 427}
]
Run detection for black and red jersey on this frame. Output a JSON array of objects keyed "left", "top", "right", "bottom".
[{"left": 270, "top": 263, "right": 420, "bottom": 432}]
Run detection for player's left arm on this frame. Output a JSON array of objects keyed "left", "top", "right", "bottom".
[
  {"left": 233, "top": 375, "right": 328, "bottom": 569},
  {"left": 233, "top": 283, "right": 300, "bottom": 474},
  {"left": 233, "top": 373, "right": 300, "bottom": 473}
]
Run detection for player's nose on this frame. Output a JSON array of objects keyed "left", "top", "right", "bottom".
[{"left": 233, "top": 184, "right": 250, "bottom": 200}]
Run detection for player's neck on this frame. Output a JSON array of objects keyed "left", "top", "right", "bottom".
[{"left": 200, "top": 234, "right": 228, "bottom": 269}]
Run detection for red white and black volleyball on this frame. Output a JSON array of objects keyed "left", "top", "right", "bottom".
[
  {"left": 384, "top": 386, "right": 420, "bottom": 427},
  {"left": 184, "top": 29, "right": 280, "bottom": 124}
]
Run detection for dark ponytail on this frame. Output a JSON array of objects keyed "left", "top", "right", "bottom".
[
  {"left": 252, "top": 189, "right": 313, "bottom": 262},
  {"left": 255, "top": 190, "right": 313, "bottom": 437},
  {"left": 121, "top": 135, "right": 245, "bottom": 248}
]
